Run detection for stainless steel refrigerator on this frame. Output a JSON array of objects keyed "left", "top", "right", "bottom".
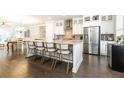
[{"left": 83, "top": 26, "right": 100, "bottom": 55}]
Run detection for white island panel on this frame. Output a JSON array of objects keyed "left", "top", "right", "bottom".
[{"left": 72, "top": 42, "right": 83, "bottom": 73}]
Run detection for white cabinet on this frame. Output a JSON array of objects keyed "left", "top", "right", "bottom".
[
  {"left": 73, "top": 18, "right": 83, "bottom": 35},
  {"left": 100, "top": 41, "right": 115, "bottom": 56},
  {"left": 101, "top": 15, "right": 115, "bottom": 34},
  {"left": 100, "top": 41, "right": 107, "bottom": 56},
  {"left": 55, "top": 20, "right": 64, "bottom": 35},
  {"left": 83, "top": 15, "right": 101, "bottom": 27},
  {"left": 83, "top": 15, "right": 115, "bottom": 34},
  {"left": 101, "top": 21, "right": 114, "bottom": 34}
]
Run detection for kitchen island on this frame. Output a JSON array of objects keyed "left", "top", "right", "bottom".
[{"left": 26, "top": 40, "right": 83, "bottom": 73}]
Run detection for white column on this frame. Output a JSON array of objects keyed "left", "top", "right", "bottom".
[{"left": 45, "top": 21, "right": 55, "bottom": 42}]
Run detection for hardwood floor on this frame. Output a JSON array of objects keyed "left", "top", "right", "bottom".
[{"left": 0, "top": 47, "right": 124, "bottom": 78}]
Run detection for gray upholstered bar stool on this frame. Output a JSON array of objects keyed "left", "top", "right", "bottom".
[
  {"left": 54, "top": 43, "right": 73, "bottom": 74},
  {"left": 35, "top": 41, "right": 45, "bottom": 62},
  {"left": 43, "top": 42, "right": 57, "bottom": 68},
  {"left": 27, "top": 41, "right": 36, "bottom": 55}
]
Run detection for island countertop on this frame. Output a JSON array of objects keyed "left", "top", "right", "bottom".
[
  {"left": 25, "top": 39, "right": 83, "bottom": 45},
  {"left": 54, "top": 40, "right": 83, "bottom": 44}
]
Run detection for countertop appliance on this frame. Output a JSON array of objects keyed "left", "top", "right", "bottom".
[{"left": 83, "top": 26, "right": 100, "bottom": 55}]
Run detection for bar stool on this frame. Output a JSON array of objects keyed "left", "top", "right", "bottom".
[
  {"left": 35, "top": 41, "right": 44, "bottom": 62},
  {"left": 44, "top": 42, "right": 57, "bottom": 68},
  {"left": 55, "top": 43, "right": 73, "bottom": 74},
  {"left": 27, "top": 41, "right": 36, "bottom": 55}
]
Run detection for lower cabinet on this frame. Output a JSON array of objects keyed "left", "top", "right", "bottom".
[
  {"left": 100, "top": 41, "right": 115, "bottom": 56},
  {"left": 100, "top": 41, "right": 107, "bottom": 56}
]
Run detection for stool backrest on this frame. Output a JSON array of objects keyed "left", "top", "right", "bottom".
[
  {"left": 28, "top": 41, "right": 35, "bottom": 49},
  {"left": 46, "top": 42, "right": 55, "bottom": 48},
  {"left": 28, "top": 41, "right": 34, "bottom": 46},
  {"left": 56, "top": 43, "right": 69, "bottom": 50},
  {"left": 35, "top": 42, "right": 43, "bottom": 47}
]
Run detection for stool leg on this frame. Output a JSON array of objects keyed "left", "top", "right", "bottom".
[
  {"left": 66, "top": 62, "right": 70, "bottom": 74},
  {"left": 28, "top": 48, "right": 30, "bottom": 54},
  {"left": 60, "top": 54, "right": 62, "bottom": 62},
  {"left": 58, "top": 53, "right": 61, "bottom": 62},
  {"left": 53, "top": 59, "right": 57, "bottom": 70},
  {"left": 51, "top": 59, "right": 55, "bottom": 69},
  {"left": 53, "top": 53, "right": 60, "bottom": 70},
  {"left": 41, "top": 50, "right": 45, "bottom": 64},
  {"left": 51, "top": 52, "right": 55, "bottom": 69}
]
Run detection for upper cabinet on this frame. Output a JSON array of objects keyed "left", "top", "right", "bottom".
[
  {"left": 55, "top": 20, "right": 64, "bottom": 35},
  {"left": 101, "top": 15, "right": 115, "bottom": 34},
  {"left": 83, "top": 15, "right": 116, "bottom": 34},
  {"left": 83, "top": 15, "right": 101, "bottom": 27},
  {"left": 54, "top": 15, "right": 116, "bottom": 36},
  {"left": 73, "top": 17, "right": 83, "bottom": 35}
]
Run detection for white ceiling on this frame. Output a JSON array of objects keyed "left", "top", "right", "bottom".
[{"left": 0, "top": 15, "right": 82, "bottom": 26}]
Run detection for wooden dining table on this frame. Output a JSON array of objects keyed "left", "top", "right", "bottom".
[{"left": 7, "top": 41, "right": 17, "bottom": 52}]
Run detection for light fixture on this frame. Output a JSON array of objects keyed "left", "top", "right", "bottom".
[{"left": 0, "top": 16, "right": 9, "bottom": 27}]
